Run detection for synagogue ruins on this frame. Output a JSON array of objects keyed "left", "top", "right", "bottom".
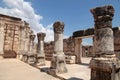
[{"left": 0, "top": 5, "right": 120, "bottom": 80}]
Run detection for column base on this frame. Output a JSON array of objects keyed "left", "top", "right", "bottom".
[
  {"left": 90, "top": 54, "right": 120, "bottom": 80},
  {"left": 50, "top": 53, "right": 67, "bottom": 74},
  {"left": 36, "top": 55, "right": 45, "bottom": 66},
  {"left": 0, "top": 54, "right": 3, "bottom": 59},
  {"left": 16, "top": 54, "right": 23, "bottom": 60},
  {"left": 27, "top": 55, "right": 35, "bottom": 64},
  {"left": 22, "top": 54, "right": 28, "bottom": 62}
]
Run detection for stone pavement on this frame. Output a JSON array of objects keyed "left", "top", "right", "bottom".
[
  {"left": 0, "top": 57, "right": 91, "bottom": 80},
  {"left": 0, "top": 59, "right": 59, "bottom": 80},
  {"left": 39, "top": 57, "right": 91, "bottom": 80},
  {"left": 58, "top": 58, "right": 91, "bottom": 80}
]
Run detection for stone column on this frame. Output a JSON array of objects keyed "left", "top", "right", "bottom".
[
  {"left": 50, "top": 21, "right": 67, "bottom": 74},
  {"left": 27, "top": 33, "right": 36, "bottom": 64},
  {"left": 0, "top": 22, "right": 4, "bottom": 59},
  {"left": 90, "top": 5, "right": 120, "bottom": 80},
  {"left": 74, "top": 38, "right": 82, "bottom": 63},
  {"left": 21, "top": 22, "right": 29, "bottom": 62},
  {"left": 36, "top": 32, "right": 46, "bottom": 66},
  {"left": 18, "top": 22, "right": 25, "bottom": 60}
]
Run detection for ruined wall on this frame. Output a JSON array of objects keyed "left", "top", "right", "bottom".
[
  {"left": 0, "top": 20, "right": 4, "bottom": 57},
  {"left": 44, "top": 37, "right": 95, "bottom": 61},
  {"left": 82, "top": 46, "right": 93, "bottom": 57},
  {"left": 0, "top": 14, "right": 33, "bottom": 58},
  {"left": 19, "top": 21, "right": 31, "bottom": 54},
  {"left": 114, "top": 27, "right": 120, "bottom": 51},
  {"left": 44, "top": 37, "right": 75, "bottom": 61},
  {"left": 44, "top": 41, "right": 54, "bottom": 60}
]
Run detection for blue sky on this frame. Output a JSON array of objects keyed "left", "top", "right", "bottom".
[{"left": 0, "top": 0, "right": 120, "bottom": 45}]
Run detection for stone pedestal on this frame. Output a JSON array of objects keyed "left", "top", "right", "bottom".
[
  {"left": 90, "top": 5, "right": 120, "bottom": 80},
  {"left": 22, "top": 53, "right": 28, "bottom": 62},
  {"left": 90, "top": 54, "right": 120, "bottom": 80},
  {"left": 49, "top": 21, "right": 67, "bottom": 74},
  {"left": 27, "top": 34, "right": 36, "bottom": 64},
  {"left": 36, "top": 32, "right": 46, "bottom": 66}
]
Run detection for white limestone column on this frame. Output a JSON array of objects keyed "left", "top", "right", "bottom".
[
  {"left": 37, "top": 32, "right": 46, "bottom": 65},
  {"left": 29, "top": 34, "right": 36, "bottom": 54},
  {"left": 54, "top": 33, "right": 63, "bottom": 54},
  {"left": 27, "top": 33, "right": 36, "bottom": 64},
  {"left": 50, "top": 21, "right": 67, "bottom": 74}
]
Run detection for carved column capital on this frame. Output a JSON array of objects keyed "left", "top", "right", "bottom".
[
  {"left": 37, "top": 32, "right": 46, "bottom": 41},
  {"left": 53, "top": 21, "right": 64, "bottom": 34},
  {"left": 90, "top": 5, "right": 114, "bottom": 29},
  {"left": 30, "top": 34, "right": 36, "bottom": 41}
]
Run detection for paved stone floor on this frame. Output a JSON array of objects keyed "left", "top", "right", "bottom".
[
  {"left": 0, "top": 59, "right": 59, "bottom": 80},
  {"left": 0, "top": 57, "right": 91, "bottom": 80},
  {"left": 58, "top": 58, "right": 91, "bottom": 80},
  {"left": 39, "top": 57, "right": 91, "bottom": 80}
]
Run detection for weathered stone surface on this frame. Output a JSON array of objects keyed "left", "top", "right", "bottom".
[
  {"left": 90, "top": 5, "right": 120, "bottom": 80},
  {"left": 90, "top": 54, "right": 120, "bottom": 80},
  {"left": 74, "top": 38, "right": 82, "bottom": 63},
  {"left": 0, "top": 22, "right": 4, "bottom": 56},
  {"left": 53, "top": 21, "right": 64, "bottom": 34},
  {"left": 82, "top": 45, "right": 94, "bottom": 57},
  {"left": 94, "top": 28, "right": 114, "bottom": 54},
  {"left": 27, "top": 34, "right": 36, "bottom": 64},
  {"left": 0, "top": 14, "right": 37, "bottom": 59},
  {"left": 90, "top": 5, "right": 114, "bottom": 29},
  {"left": 114, "top": 28, "right": 120, "bottom": 51},
  {"left": 73, "top": 28, "right": 94, "bottom": 38},
  {"left": 36, "top": 32, "right": 46, "bottom": 66},
  {"left": 50, "top": 21, "right": 67, "bottom": 74}
]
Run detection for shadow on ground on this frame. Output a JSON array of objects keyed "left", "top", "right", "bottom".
[
  {"left": 40, "top": 67, "right": 49, "bottom": 72},
  {"left": 68, "top": 77, "right": 83, "bottom": 80},
  {"left": 80, "top": 63, "right": 89, "bottom": 66}
]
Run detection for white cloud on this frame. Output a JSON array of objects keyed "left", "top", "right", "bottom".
[{"left": 0, "top": 0, "right": 69, "bottom": 42}]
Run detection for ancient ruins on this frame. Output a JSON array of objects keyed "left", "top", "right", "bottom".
[
  {"left": 50, "top": 21, "right": 67, "bottom": 74},
  {"left": 90, "top": 5, "right": 120, "bottom": 80},
  {"left": 36, "top": 32, "right": 46, "bottom": 66},
  {"left": 0, "top": 5, "right": 120, "bottom": 80}
]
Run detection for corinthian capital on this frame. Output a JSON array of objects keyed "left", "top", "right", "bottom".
[
  {"left": 37, "top": 32, "right": 46, "bottom": 41},
  {"left": 30, "top": 34, "right": 36, "bottom": 41},
  {"left": 90, "top": 5, "right": 114, "bottom": 29},
  {"left": 53, "top": 21, "right": 64, "bottom": 34}
]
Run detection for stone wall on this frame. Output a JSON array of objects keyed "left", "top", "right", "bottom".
[
  {"left": 114, "top": 27, "right": 120, "bottom": 51},
  {"left": 1, "top": 13, "right": 120, "bottom": 61},
  {"left": 44, "top": 37, "right": 75, "bottom": 61},
  {"left": 0, "top": 14, "right": 34, "bottom": 58},
  {"left": 0, "top": 20, "right": 5, "bottom": 59},
  {"left": 82, "top": 45, "right": 93, "bottom": 57}
]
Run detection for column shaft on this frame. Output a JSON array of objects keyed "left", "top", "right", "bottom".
[
  {"left": 37, "top": 32, "right": 46, "bottom": 66},
  {"left": 54, "top": 33, "right": 63, "bottom": 53},
  {"left": 50, "top": 21, "right": 67, "bottom": 74},
  {"left": 90, "top": 5, "right": 120, "bottom": 80}
]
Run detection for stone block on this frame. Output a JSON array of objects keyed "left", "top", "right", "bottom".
[
  {"left": 90, "top": 54, "right": 120, "bottom": 80},
  {"left": 51, "top": 53, "right": 67, "bottom": 74}
]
